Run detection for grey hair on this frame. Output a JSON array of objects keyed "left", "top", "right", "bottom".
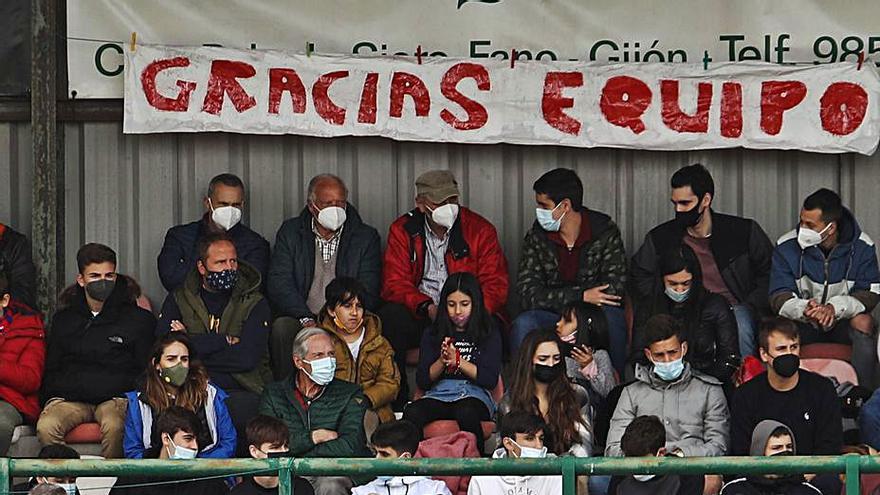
[
  {"left": 29, "top": 485, "right": 67, "bottom": 495},
  {"left": 307, "top": 174, "right": 348, "bottom": 203},
  {"left": 292, "top": 327, "right": 330, "bottom": 358}
]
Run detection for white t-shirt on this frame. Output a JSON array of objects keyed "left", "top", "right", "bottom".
[{"left": 347, "top": 329, "right": 365, "bottom": 361}]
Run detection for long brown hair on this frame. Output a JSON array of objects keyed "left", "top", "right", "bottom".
[
  {"left": 508, "top": 328, "right": 587, "bottom": 455},
  {"left": 142, "top": 333, "right": 210, "bottom": 413}
]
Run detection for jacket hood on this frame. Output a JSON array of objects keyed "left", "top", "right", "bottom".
[
  {"left": 183, "top": 259, "right": 262, "bottom": 296},
  {"left": 529, "top": 209, "right": 613, "bottom": 239},
  {"left": 750, "top": 419, "right": 796, "bottom": 456},
  {"left": 782, "top": 206, "right": 861, "bottom": 254},
  {"left": 319, "top": 311, "right": 383, "bottom": 350},
  {"left": 59, "top": 274, "right": 136, "bottom": 317}
]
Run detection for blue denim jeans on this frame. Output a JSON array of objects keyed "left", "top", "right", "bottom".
[
  {"left": 732, "top": 304, "right": 757, "bottom": 358},
  {"left": 510, "top": 306, "right": 628, "bottom": 374}
]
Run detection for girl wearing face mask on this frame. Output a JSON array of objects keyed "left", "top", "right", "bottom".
[
  {"left": 501, "top": 329, "right": 593, "bottom": 458},
  {"left": 404, "top": 272, "right": 502, "bottom": 455},
  {"left": 631, "top": 252, "right": 740, "bottom": 385},
  {"left": 123, "top": 333, "right": 236, "bottom": 459},
  {"left": 555, "top": 301, "right": 618, "bottom": 405},
  {"left": 318, "top": 277, "right": 399, "bottom": 440}
]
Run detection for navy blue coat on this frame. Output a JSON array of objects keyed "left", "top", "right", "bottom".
[{"left": 157, "top": 214, "right": 270, "bottom": 292}]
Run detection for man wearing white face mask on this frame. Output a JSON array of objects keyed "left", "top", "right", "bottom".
[
  {"left": 259, "top": 328, "right": 369, "bottom": 495},
  {"left": 468, "top": 411, "right": 561, "bottom": 495},
  {"left": 770, "top": 188, "right": 880, "bottom": 387},
  {"left": 268, "top": 174, "right": 381, "bottom": 380},
  {"left": 381, "top": 169, "right": 509, "bottom": 409},
  {"left": 111, "top": 407, "right": 228, "bottom": 495},
  {"left": 606, "top": 315, "right": 729, "bottom": 459},
  {"left": 158, "top": 173, "right": 270, "bottom": 292},
  {"left": 608, "top": 415, "right": 704, "bottom": 495}
]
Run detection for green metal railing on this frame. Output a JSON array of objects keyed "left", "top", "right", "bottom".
[{"left": 3, "top": 455, "right": 879, "bottom": 495}]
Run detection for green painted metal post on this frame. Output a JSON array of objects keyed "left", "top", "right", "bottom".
[
  {"left": 0, "top": 458, "right": 9, "bottom": 495},
  {"left": 562, "top": 456, "right": 576, "bottom": 495},
  {"left": 846, "top": 455, "right": 860, "bottom": 495}
]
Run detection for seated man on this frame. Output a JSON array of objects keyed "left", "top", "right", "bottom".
[
  {"left": 353, "top": 419, "right": 452, "bottom": 495},
  {"left": 267, "top": 173, "right": 381, "bottom": 379},
  {"left": 0, "top": 222, "right": 37, "bottom": 309},
  {"left": 606, "top": 314, "right": 728, "bottom": 457},
  {"left": 631, "top": 163, "right": 772, "bottom": 359},
  {"left": 156, "top": 233, "right": 272, "bottom": 455},
  {"left": 259, "top": 327, "right": 369, "bottom": 495},
  {"left": 380, "top": 169, "right": 508, "bottom": 405},
  {"left": 513, "top": 168, "right": 628, "bottom": 372},
  {"left": 38, "top": 243, "right": 155, "bottom": 459},
  {"left": 13, "top": 444, "right": 80, "bottom": 494},
  {"left": 111, "top": 406, "right": 229, "bottom": 495},
  {"left": 770, "top": 187, "right": 880, "bottom": 387},
  {"left": 721, "top": 420, "right": 840, "bottom": 495},
  {"left": 468, "top": 411, "right": 561, "bottom": 495},
  {"left": 158, "top": 173, "right": 269, "bottom": 292},
  {"left": 231, "top": 415, "right": 314, "bottom": 495},
  {"left": 608, "top": 415, "right": 704, "bottom": 495},
  {"left": 730, "top": 318, "right": 841, "bottom": 456}
]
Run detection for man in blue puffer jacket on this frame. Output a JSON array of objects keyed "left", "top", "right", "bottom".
[{"left": 770, "top": 188, "right": 880, "bottom": 387}]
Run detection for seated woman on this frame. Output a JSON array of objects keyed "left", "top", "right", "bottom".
[
  {"left": 403, "top": 272, "right": 502, "bottom": 455},
  {"left": 123, "top": 333, "right": 236, "bottom": 458},
  {"left": 501, "top": 329, "right": 593, "bottom": 457},
  {"left": 317, "top": 276, "right": 399, "bottom": 439},
  {"left": 0, "top": 275, "right": 45, "bottom": 456},
  {"left": 630, "top": 251, "right": 740, "bottom": 384},
  {"left": 555, "top": 301, "right": 617, "bottom": 408}
]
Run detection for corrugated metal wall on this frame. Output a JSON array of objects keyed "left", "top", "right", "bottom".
[{"left": 1, "top": 120, "right": 879, "bottom": 308}]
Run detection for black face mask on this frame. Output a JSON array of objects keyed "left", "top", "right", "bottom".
[
  {"left": 674, "top": 199, "right": 704, "bottom": 228},
  {"left": 85, "top": 279, "right": 116, "bottom": 302},
  {"left": 769, "top": 450, "right": 794, "bottom": 457},
  {"left": 771, "top": 353, "right": 800, "bottom": 378},
  {"left": 266, "top": 451, "right": 290, "bottom": 459},
  {"left": 533, "top": 362, "right": 564, "bottom": 383}
]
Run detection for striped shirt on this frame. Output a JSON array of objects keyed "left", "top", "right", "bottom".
[{"left": 418, "top": 222, "right": 450, "bottom": 305}]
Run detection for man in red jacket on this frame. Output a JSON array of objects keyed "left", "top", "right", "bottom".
[
  {"left": 380, "top": 170, "right": 509, "bottom": 408},
  {"left": 0, "top": 274, "right": 45, "bottom": 455}
]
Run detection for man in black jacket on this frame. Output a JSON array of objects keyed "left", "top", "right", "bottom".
[
  {"left": 630, "top": 163, "right": 773, "bottom": 358},
  {"left": 37, "top": 243, "right": 155, "bottom": 458},
  {"left": 0, "top": 222, "right": 37, "bottom": 309},
  {"left": 157, "top": 173, "right": 270, "bottom": 292},
  {"left": 267, "top": 174, "right": 381, "bottom": 379}
]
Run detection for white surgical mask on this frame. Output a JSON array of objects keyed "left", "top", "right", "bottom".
[
  {"left": 314, "top": 204, "right": 347, "bottom": 232},
  {"left": 303, "top": 357, "right": 337, "bottom": 385},
  {"left": 536, "top": 203, "right": 565, "bottom": 232},
  {"left": 633, "top": 474, "right": 656, "bottom": 482},
  {"left": 54, "top": 483, "right": 77, "bottom": 495},
  {"left": 664, "top": 286, "right": 690, "bottom": 303},
  {"left": 165, "top": 435, "right": 198, "bottom": 460},
  {"left": 797, "top": 222, "right": 832, "bottom": 250},
  {"left": 509, "top": 439, "right": 548, "bottom": 459},
  {"left": 209, "top": 199, "right": 242, "bottom": 231},
  {"left": 427, "top": 203, "right": 459, "bottom": 230}
]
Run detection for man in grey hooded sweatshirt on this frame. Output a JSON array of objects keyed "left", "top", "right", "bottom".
[{"left": 720, "top": 420, "right": 840, "bottom": 495}]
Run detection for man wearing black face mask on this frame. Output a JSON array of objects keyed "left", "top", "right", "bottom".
[
  {"left": 156, "top": 233, "right": 272, "bottom": 456},
  {"left": 631, "top": 164, "right": 773, "bottom": 360},
  {"left": 38, "top": 243, "right": 155, "bottom": 458},
  {"left": 730, "top": 318, "right": 842, "bottom": 457}
]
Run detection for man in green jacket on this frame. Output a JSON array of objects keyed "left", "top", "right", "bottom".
[{"left": 260, "top": 327, "right": 368, "bottom": 495}]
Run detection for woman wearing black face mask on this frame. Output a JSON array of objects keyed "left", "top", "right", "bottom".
[{"left": 500, "top": 329, "right": 592, "bottom": 458}]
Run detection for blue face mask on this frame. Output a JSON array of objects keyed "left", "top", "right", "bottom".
[
  {"left": 536, "top": 203, "right": 565, "bottom": 232},
  {"left": 377, "top": 475, "right": 394, "bottom": 482},
  {"left": 653, "top": 357, "right": 685, "bottom": 381},
  {"left": 665, "top": 286, "right": 690, "bottom": 303}
]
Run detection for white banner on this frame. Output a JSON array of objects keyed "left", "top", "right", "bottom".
[
  {"left": 124, "top": 45, "right": 880, "bottom": 154},
  {"left": 70, "top": 0, "right": 880, "bottom": 98}
]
